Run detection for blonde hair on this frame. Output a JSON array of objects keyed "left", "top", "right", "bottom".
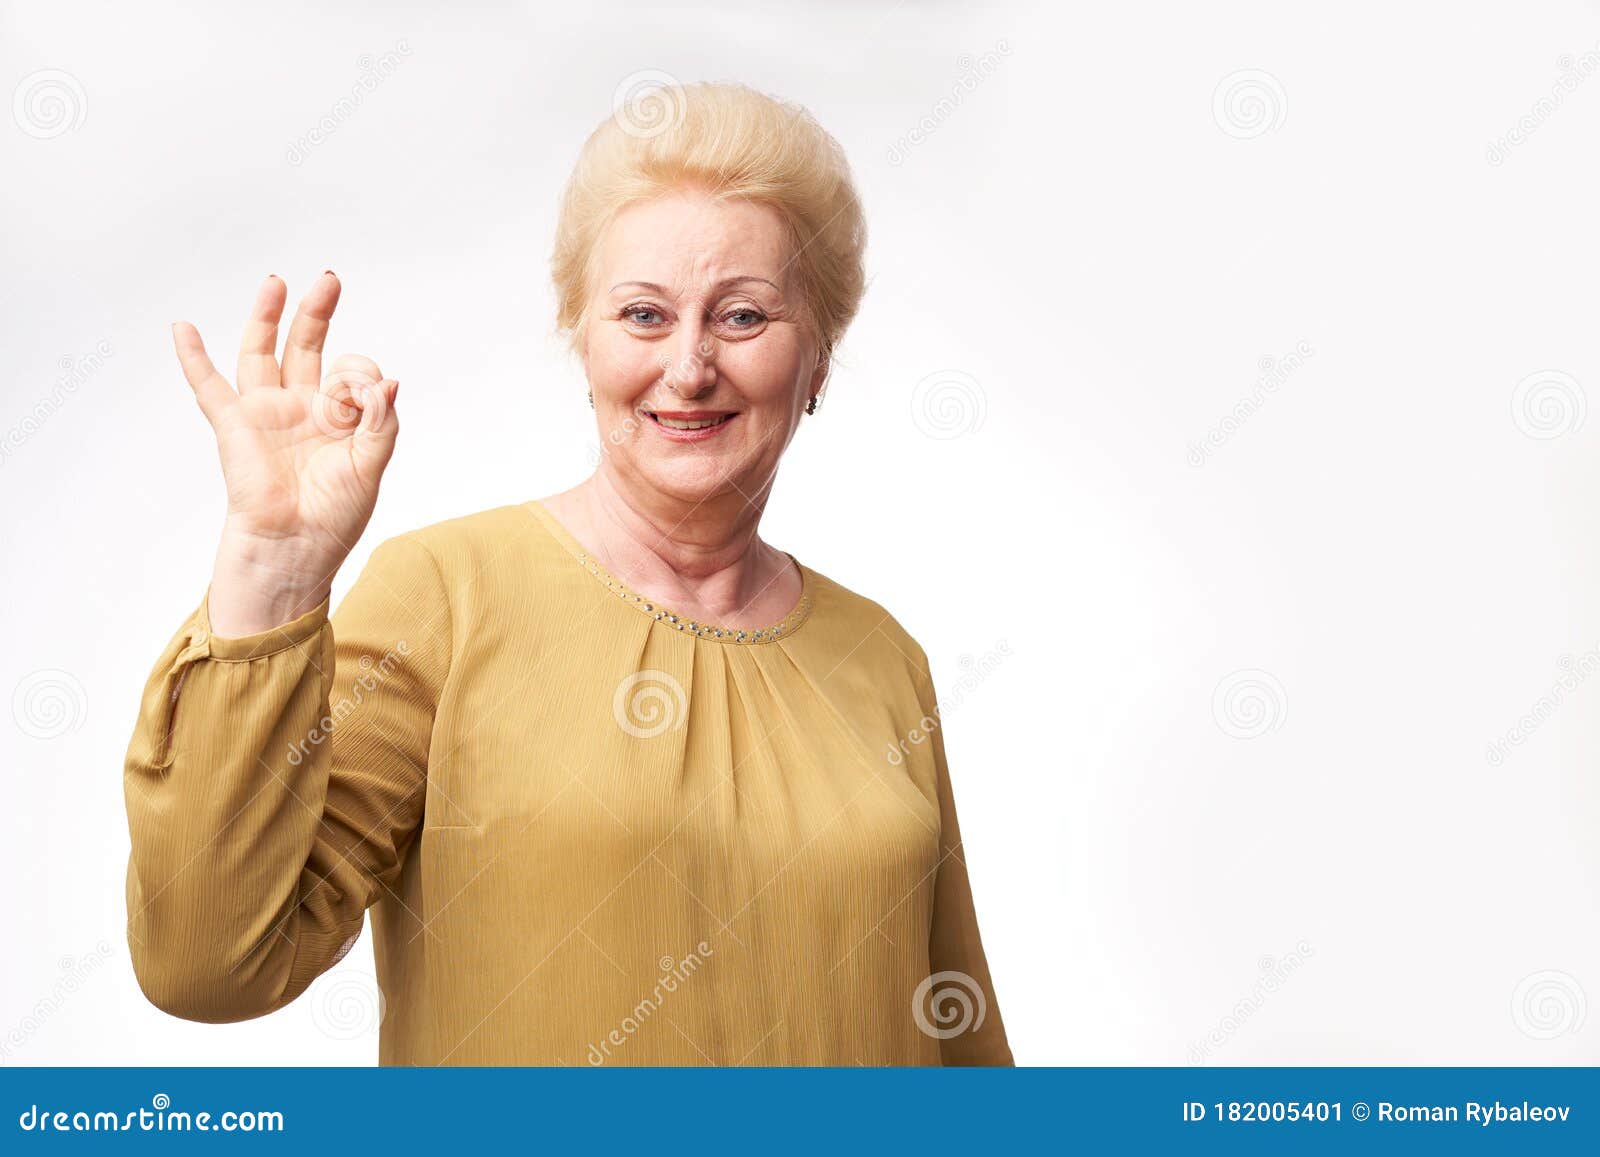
[{"left": 551, "top": 81, "right": 867, "bottom": 368}]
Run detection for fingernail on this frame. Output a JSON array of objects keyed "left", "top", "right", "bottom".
[{"left": 323, "top": 269, "right": 337, "bottom": 277}]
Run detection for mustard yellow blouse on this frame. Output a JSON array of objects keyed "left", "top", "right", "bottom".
[{"left": 122, "top": 500, "right": 1013, "bottom": 1066}]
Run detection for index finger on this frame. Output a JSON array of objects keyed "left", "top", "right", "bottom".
[
  {"left": 281, "top": 271, "right": 342, "bottom": 388},
  {"left": 172, "top": 322, "right": 237, "bottom": 426}
]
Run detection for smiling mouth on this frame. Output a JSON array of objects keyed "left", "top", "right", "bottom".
[{"left": 646, "top": 411, "right": 738, "bottom": 431}]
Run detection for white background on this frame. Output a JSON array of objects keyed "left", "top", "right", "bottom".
[{"left": 3, "top": 0, "right": 1599, "bottom": 1066}]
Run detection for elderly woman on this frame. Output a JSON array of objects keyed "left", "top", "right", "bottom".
[{"left": 122, "top": 82, "right": 1012, "bottom": 1066}]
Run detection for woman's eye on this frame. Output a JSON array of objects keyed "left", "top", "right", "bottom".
[
  {"left": 624, "top": 307, "right": 663, "bottom": 326},
  {"left": 722, "top": 309, "right": 764, "bottom": 328}
]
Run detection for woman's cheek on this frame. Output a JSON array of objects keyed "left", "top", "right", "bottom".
[
  {"left": 725, "top": 345, "right": 804, "bottom": 400},
  {"left": 591, "top": 340, "right": 659, "bottom": 396}
]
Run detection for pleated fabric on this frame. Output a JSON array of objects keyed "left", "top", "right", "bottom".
[{"left": 122, "top": 500, "right": 1013, "bottom": 1066}]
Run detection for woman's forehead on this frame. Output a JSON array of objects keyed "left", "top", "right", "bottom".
[{"left": 595, "top": 194, "right": 796, "bottom": 292}]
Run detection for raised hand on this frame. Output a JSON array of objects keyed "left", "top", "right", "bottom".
[{"left": 174, "top": 273, "right": 401, "bottom": 636}]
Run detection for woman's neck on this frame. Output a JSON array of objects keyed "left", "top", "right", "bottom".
[{"left": 540, "top": 470, "right": 798, "bottom": 627}]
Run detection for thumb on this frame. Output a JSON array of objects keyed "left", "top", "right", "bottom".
[{"left": 351, "top": 378, "right": 400, "bottom": 479}]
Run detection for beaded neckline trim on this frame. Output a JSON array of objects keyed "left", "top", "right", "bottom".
[{"left": 524, "top": 501, "right": 815, "bottom": 645}]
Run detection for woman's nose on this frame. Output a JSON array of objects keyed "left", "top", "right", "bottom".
[{"left": 663, "top": 323, "right": 716, "bottom": 397}]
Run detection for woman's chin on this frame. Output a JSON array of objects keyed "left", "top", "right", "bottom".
[{"left": 629, "top": 453, "right": 757, "bottom": 506}]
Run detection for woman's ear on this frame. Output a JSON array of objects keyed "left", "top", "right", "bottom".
[{"left": 808, "top": 347, "right": 831, "bottom": 396}]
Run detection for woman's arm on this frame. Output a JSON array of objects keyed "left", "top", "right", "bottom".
[
  {"left": 122, "top": 533, "right": 449, "bottom": 1021},
  {"left": 913, "top": 663, "right": 1016, "bottom": 1066},
  {"left": 124, "top": 273, "right": 421, "bottom": 1021}
]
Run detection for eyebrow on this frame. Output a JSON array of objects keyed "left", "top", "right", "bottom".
[{"left": 608, "top": 276, "right": 782, "bottom": 295}]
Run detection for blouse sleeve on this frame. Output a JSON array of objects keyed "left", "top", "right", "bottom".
[
  {"left": 122, "top": 533, "right": 451, "bottom": 1022},
  {"left": 912, "top": 661, "right": 1016, "bottom": 1066}
]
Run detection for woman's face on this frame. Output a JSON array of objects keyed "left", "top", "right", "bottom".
[{"left": 582, "top": 187, "right": 825, "bottom": 508}]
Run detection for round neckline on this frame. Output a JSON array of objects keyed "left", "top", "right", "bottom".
[{"left": 524, "top": 499, "right": 815, "bottom": 645}]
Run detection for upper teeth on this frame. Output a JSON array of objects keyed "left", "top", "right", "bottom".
[{"left": 656, "top": 415, "right": 726, "bottom": 430}]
